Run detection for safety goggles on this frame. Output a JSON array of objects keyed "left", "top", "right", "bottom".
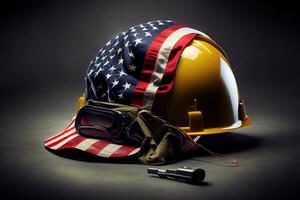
[{"left": 75, "top": 104, "right": 144, "bottom": 144}]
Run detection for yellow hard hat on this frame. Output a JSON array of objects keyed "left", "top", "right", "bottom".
[
  {"left": 46, "top": 21, "right": 251, "bottom": 160},
  {"left": 152, "top": 36, "right": 251, "bottom": 135}
]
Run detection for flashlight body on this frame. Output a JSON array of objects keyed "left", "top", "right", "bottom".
[{"left": 147, "top": 167, "right": 205, "bottom": 184}]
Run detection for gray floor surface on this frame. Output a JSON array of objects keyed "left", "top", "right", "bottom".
[{"left": 1, "top": 85, "right": 299, "bottom": 200}]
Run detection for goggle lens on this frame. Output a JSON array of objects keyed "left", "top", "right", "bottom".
[
  {"left": 79, "top": 111, "right": 115, "bottom": 129},
  {"left": 75, "top": 105, "right": 124, "bottom": 139}
]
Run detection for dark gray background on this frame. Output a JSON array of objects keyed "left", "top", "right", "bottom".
[{"left": 0, "top": 0, "right": 299, "bottom": 199}]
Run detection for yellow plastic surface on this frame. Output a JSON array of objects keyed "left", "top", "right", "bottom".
[
  {"left": 161, "top": 37, "right": 251, "bottom": 135},
  {"left": 76, "top": 95, "right": 86, "bottom": 112}
]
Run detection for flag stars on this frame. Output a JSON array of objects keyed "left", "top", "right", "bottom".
[
  {"left": 109, "top": 65, "right": 116, "bottom": 72},
  {"left": 118, "top": 93, "right": 124, "bottom": 100},
  {"left": 118, "top": 57, "right": 124, "bottom": 65},
  {"left": 128, "top": 64, "right": 136, "bottom": 72},
  {"left": 157, "top": 21, "right": 164, "bottom": 25},
  {"left": 95, "top": 63, "right": 101, "bottom": 68},
  {"left": 119, "top": 70, "right": 126, "bottom": 78},
  {"left": 87, "top": 69, "right": 94, "bottom": 76},
  {"left": 130, "top": 27, "right": 136, "bottom": 32},
  {"left": 103, "top": 60, "right": 109, "bottom": 66},
  {"left": 101, "top": 55, "right": 107, "bottom": 60},
  {"left": 105, "top": 73, "right": 112, "bottom": 80},
  {"left": 101, "top": 93, "right": 106, "bottom": 98},
  {"left": 133, "top": 32, "right": 138, "bottom": 37},
  {"left": 124, "top": 35, "right": 129, "bottom": 40},
  {"left": 111, "top": 79, "right": 119, "bottom": 88},
  {"left": 114, "top": 40, "right": 119, "bottom": 47},
  {"left": 106, "top": 41, "right": 111, "bottom": 46},
  {"left": 109, "top": 48, "right": 114, "bottom": 53},
  {"left": 152, "top": 26, "right": 158, "bottom": 30},
  {"left": 96, "top": 67, "right": 104, "bottom": 75},
  {"left": 117, "top": 47, "right": 123, "bottom": 54},
  {"left": 122, "top": 82, "right": 131, "bottom": 90},
  {"left": 125, "top": 41, "right": 130, "bottom": 47},
  {"left": 145, "top": 32, "right": 152, "bottom": 37},
  {"left": 134, "top": 37, "right": 142, "bottom": 46},
  {"left": 129, "top": 51, "right": 135, "bottom": 58},
  {"left": 147, "top": 22, "right": 153, "bottom": 26}
]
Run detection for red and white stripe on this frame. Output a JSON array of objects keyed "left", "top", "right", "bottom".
[
  {"left": 44, "top": 118, "right": 140, "bottom": 158},
  {"left": 131, "top": 25, "right": 208, "bottom": 110}
]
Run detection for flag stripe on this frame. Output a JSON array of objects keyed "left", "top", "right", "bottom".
[
  {"left": 131, "top": 24, "right": 185, "bottom": 107},
  {"left": 97, "top": 143, "right": 122, "bottom": 157},
  {"left": 140, "top": 24, "right": 185, "bottom": 83},
  {"left": 58, "top": 135, "right": 86, "bottom": 149},
  {"left": 142, "top": 27, "right": 204, "bottom": 109},
  {"left": 85, "top": 140, "right": 111, "bottom": 155},
  {"left": 75, "top": 138, "right": 98, "bottom": 151},
  {"left": 128, "top": 148, "right": 140, "bottom": 155},
  {"left": 64, "top": 119, "right": 76, "bottom": 131},
  {"left": 44, "top": 127, "right": 76, "bottom": 145},
  {"left": 151, "top": 33, "right": 198, "bottom": 113},
  {"left": 110, "top": 145, "right": 139, "bottom": 158},
  {"left": 46, "top": 131, "right": 78, "bottom": 148},
  {"left": 44, "top": 120, "right": 75, "bottom": 143},
  {"left": 49, "top": 134, "right": 79, "bottom": 150},
  {"left": 160, "top": 33, "right": 199, "bottom": 86}
]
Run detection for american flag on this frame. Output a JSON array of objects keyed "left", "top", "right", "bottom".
[
  {"left": 44, "top": 20, "right": 208, "bottom": 158},
  {"left": 86, "top": 20, "right": 208, "bottom": 112}
]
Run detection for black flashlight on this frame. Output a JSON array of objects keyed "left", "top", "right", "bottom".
[{"left": 147, "top": 167, "right": 205, "bottom": 184}]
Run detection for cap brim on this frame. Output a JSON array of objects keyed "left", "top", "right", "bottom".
[
  {"left": 44, "top": 117, "right": 140, "bottom": 158},
  {"left": 180, "top": 117, "right": 252, "bottom": 136}
]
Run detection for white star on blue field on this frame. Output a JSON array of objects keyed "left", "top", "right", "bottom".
[{"left": 85, "top": 20, "right": 176, "bottom": 105}]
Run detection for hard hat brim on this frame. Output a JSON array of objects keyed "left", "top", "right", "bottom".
[
  {"left": 180, "top": 117, "right": 251, "bottom": 136},
  {"left": 44, "top": 116, "right": 141, "bottom": 158}
]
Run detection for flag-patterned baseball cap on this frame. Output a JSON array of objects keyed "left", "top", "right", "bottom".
[{"left": 44, "top": 20, "right": 209, "bottom": 158}]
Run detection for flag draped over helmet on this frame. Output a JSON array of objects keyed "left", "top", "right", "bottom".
[{"left": 86, "top": 20, "right": 208, "bottom": 112}]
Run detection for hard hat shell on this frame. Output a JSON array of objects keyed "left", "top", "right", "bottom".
[
  {"left": 45, "top": 20, "right": 251, "bottom": 160},
  {"left": 151, "top": 36, "right": 251, "bottom": 135}
]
